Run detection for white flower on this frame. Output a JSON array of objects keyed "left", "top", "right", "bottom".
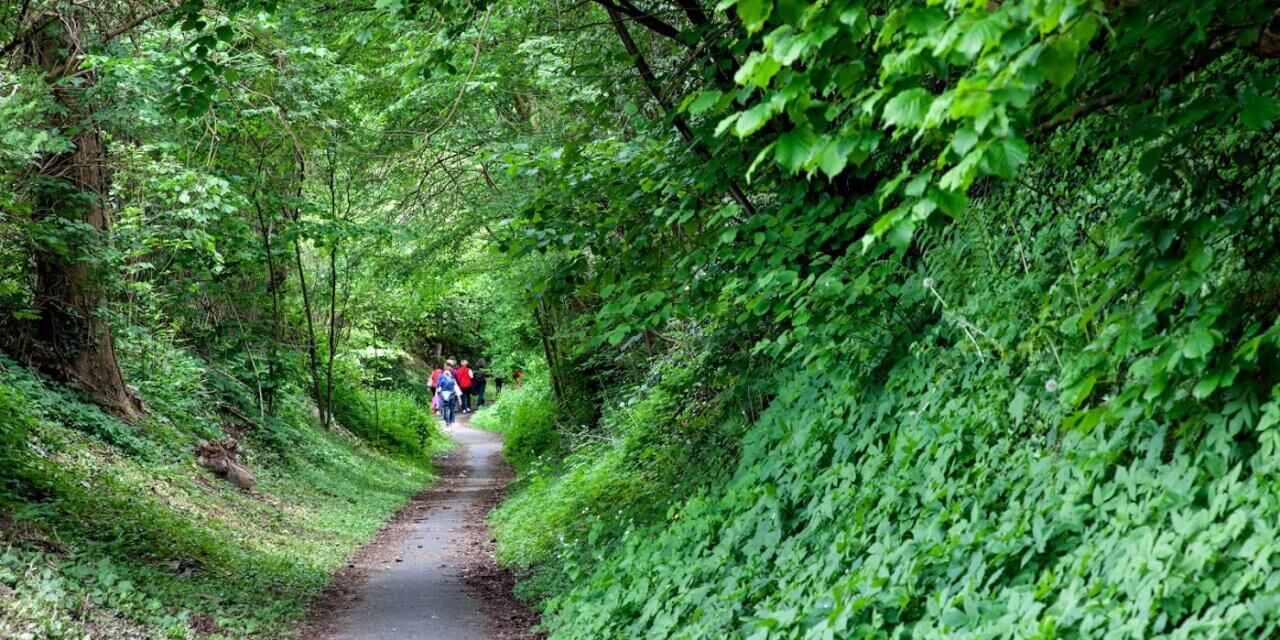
[
  {"left": 922, "top": 277, "right": 935, "bottom": 288},
  {"left": 1045, "top": 378, "right": 1059, "bottom": 393}
]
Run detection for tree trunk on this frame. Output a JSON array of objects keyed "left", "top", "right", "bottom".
[
  {"left": 294, "top": 235, "right": 326, "bottom": 427},
  {"left": 533, "top": 300, "right": 566, "bottom": 405},
  {"left": 605, "top": 6, "right": 757, "bottom": 216},
  {"left": 252, "top": 193, "right": 282, "bottom": 414},
  {"left": 23, "top": 11, "right": 138, "bottom": 417},
  {"left": 323, "top": 146, "right": 340, "bottom": 429},
  {"left": 324, "top": 241, "right": 339, "bottom": 429}
]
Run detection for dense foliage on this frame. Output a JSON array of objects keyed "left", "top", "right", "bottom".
[
  {"left": 465, "top": 1, "right": 1280, "bottom": 639},
  {"left": 1, "top": 1, "right": 530, "bottom": 636},
  {"left": 4, "top": 0, "right": 1280, "bottom": 638},
  {"left": 502, "top": 104, "right": 1280, "bottom": 637}
]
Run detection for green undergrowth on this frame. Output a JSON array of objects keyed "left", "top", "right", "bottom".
[
  {"left": 493, "top": 96, "right": 1280, "bottom": 637},
  {"left": 0, "top": 344, "right": 448, "bottom": 639},
  {"left": 483, "top": 349, "right": 747, "bottom": 604},
  {"left": 472, "top": 375, "right": 564, "bottom": 473}
]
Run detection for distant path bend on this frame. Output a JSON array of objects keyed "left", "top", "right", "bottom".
[{"left": 300, "top": 416, "right": 534, "bottom": 640}]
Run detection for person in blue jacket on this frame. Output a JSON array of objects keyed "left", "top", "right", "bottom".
[{"left": 435, "top": 370, "right": 461, "bottom": 426}]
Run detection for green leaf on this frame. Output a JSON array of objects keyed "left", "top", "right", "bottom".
[
  {"left": 687, "top": 91, "right": 724, "bottom": 116},
  {"left": 1038, "top": 38, "right": 1080, "bottom": 88},
  {"left": 982, "top": 137, "right": 1030, "bottom": 179},
  {"left": 1138, "top": 144, "right": 1165, "bottom": 175},
  {"left": 735, "top": 101, "right": 779, "bottom": 137},
  {"left": 939, "top": 149, "right": 982, "bottom": 191},
  {"left": 817, "top": 138, "right": 853, "bottom": 179},
  {"left": 1192, "top": 372, "right": 1221, "bottom": 399},
  {"left": 735, "top": 52, "right": 782, "bottom": 88},
  {"left": 1239, "top": 96, "right": 1280, "bottom": 129},
  {"left": 956, "top": 17, "right": 1003, "bottom": 59},
  {"left": 774, "top": 129, "right": 818, "bottom": 172},
  {"left": 735, "top": 0, "right": 774, "bottom": 33},
  {"left": 951, "top": 128, "right": 979, "bottom": 156},
  {"left": 927, "top": 186, "right": 968, "bottom": 216},
  {"left": 1066, "top": 374, "right": 1098, "bottom": 408},
  {"left": 905, "top": 7, "right": 946, "bottom": 35},
  {"left": 1182, "top": 330, "right": 1215, "bottom": 359},
  {"left": 882, "top": 89, "right": 932, "bottom": 130}
]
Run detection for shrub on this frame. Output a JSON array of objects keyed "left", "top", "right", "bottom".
[
  {"left": 0, "top": 380, "right": 37, "bottom": 500},
  {"left": 512, "top": 93, "right": 1280, "bottom": 638},
  {"left": 327, "top": 358, "right": 445, "bottom": 457},
  {"left": 474, "top": 375, "right": 562, "bottom": 474},
  {"left": 380, "top": 389, "right": 449, "bottom": 455},
  {"left": 117, "top": 325, "right": 219, "bottom": 436},
  {"left": 356, "top": 347, "right": 424, "bottom": 393}
]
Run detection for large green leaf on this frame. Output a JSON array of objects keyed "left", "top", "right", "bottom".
[{"left": 882, "top": 88, "right": 932, "bottom": 130}]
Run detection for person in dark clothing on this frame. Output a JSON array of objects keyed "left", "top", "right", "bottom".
[
  {"left": 456, "top": 360, "right": 474, "bottom": 413},
  {"left": 473, "top": 367, "right": 487, "bottom": 408}
]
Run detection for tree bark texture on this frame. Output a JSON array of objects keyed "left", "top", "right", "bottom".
[{"left": 22, "top": 11, "right": 138, "bottom": 416}]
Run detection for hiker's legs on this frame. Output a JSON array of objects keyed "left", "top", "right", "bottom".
[
  {"left": 461, "top": 389, "right": 472, "bottom": 412},
  {"left": 476, "top": 385, "right": 485, "bottom": 407},
  {"left": 442, "top": 398, "right": 455, "bottom": 425}
]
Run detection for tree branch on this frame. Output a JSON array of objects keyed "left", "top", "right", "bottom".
[
  {"left": 1036, "top": 29, "right": 1242, "bottom": 137},
  {"left": 591, "top": 0, "right": 684, "bottom": 42},
  {"left": 606, "top": 5, "right": 756, "bottom": 216},
  {"left": 102, "top": 0, "right": 182, "bottom": 43}
]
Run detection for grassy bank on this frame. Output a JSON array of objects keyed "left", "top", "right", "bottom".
[{"left": 0, "top": 347, "right": 447, "bottom": 639}]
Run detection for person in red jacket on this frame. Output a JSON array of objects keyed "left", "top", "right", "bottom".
[{"left": 455, "top": 359, "right": 474, "bottom": 413}]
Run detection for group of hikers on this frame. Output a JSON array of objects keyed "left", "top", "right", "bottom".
[
  {"left": 429, "top": 357, "right": 525, "bottom": 426},
  {"left": 429, "top": 359, "right": 487, "bottom": 426}
]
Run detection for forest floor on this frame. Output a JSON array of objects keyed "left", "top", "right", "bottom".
[{"left": 296, "top": 414, "right": 540, "bottom": 640}]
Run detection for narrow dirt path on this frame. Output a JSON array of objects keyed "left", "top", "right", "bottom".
[{"left": 298, "top": 415, "right": 538, "bottom": 640}]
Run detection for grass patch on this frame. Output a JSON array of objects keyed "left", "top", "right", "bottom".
[{"left": 0, "top": 351, "right": 447, "bottom": 639}]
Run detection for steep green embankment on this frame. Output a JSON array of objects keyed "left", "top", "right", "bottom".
[
  {"left": 0, "top": 344, "right": 447, "bottom": 639},
  {"left": 487, "top": 70, "right": 1280, "bottom": 638}
]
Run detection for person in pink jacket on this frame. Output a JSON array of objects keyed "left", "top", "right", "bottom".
[{"left": 428, "top": 363, "right": 443, "bottom": 414}]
